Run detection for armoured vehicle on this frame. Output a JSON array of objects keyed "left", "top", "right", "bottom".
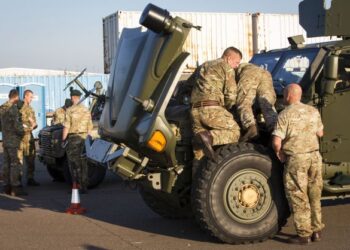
[
  {"left": 85, "top": 0, "right": 350, "bottom": 244},
  {"left": 38, "top": 71, "right": 106, "bottom": 188}
]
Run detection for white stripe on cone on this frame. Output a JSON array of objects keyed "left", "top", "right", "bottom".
[{"left": 71, "top": 188, "right": 80, "bottom": 204}]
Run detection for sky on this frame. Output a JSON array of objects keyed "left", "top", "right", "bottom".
[{"left": 0, "top": 0, "right": 302, "bottom": 73}]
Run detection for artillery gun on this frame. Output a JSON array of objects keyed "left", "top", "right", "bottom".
[{"left": 85, "top": 0, "right": 350, "bottom": 244}]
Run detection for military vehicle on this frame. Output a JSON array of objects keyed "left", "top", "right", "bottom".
[
  {"left": 85, "top": 0, "right": 350, "bottom": 244},
  {"left": 38, "top": 70, "right": 106, "bottom": 188}
]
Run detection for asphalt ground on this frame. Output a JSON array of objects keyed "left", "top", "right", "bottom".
[{"left": 1, "top": 150, "right": 350, "bottom": 249}]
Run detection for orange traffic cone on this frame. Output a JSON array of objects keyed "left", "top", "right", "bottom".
[{"left": 66, "top": 182, "right": 86, "bottom": 214}]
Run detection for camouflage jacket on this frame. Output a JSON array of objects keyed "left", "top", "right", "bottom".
[
  {"left": 19, "top": 103, "right": 36, "bottom": 134},
  {"left": 191, "top": 58, "right": 237, "bottom": 109},
  {"left": 0, "top": 101, "right": 24, "bottom": 148},
  {"left": 63, "top": 103, "right": 93, "bottom": 134},
  {"left": 236, "top": 63, "right": 275, "bottom": 98},
  {"left": 272, "top": 102, "right": 323, "bottom": 155},
  {"left": 52, "top": 107, "right": 66, "bottom": 125}
]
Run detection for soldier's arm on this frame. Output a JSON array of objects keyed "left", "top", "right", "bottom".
[
  {"left": 271, "top": 112, "right": 288, "bottom": 162},
  {"left": 316, "top": 110, "right": 324, "bottom": 138},
  {"left": 62, "top": 109, "right": 71, "bottom": 141},
  {"left": 12, "top": 107, "right": 25, "bottom": 136},
  {"left": 87, "top": 111, "right": 93, "bottom": 135},
  {"left": 272, "top": 136, "right": 286, "bottom": 163},
  {"left": 30, "top": 107, "right": 38, "bottom": 130},
  {"left": 223, "top": 67, "right": 237, "bottom": 109}
]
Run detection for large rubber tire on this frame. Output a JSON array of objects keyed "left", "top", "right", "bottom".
[
  {"left": 192, "top": 143, "right": 289, "bottom": 244},
  {"left": 46, "top": 164, "right": 65, "bottom": 182},
  {"left": 62, "top": 156, "right": 106, "bottom": 189},
  {"left": 138, "top": 167, "right": 192, "bottom": 219}
]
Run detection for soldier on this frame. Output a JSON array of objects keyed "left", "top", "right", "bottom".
[
  {"left": 19, "top": 89, "right": 40, "bottom": 186},
  {"left": 0, "top": 89, "right": 26, "bottom": 196},
  {"left": 272, "top": 84, "right": 324, "bottom": 245},
  {"left": 62, "top": 89, "right": 93, "bottom": 193},
  {"left": 236, "top": 63, "right": 277, "bottom": 142},
  {"left": 52, "top": 98, "right": 73, "bottom": 125},
  {"left": 191, "top": 47, "right": 242, "bottom": 161}
]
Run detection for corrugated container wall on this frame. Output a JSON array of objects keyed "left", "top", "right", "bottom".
[
  {"left": 252, "top": 13, "right": 339, "bottom": 53},
  {"left": 103, "top": 11, "right": 253, "bottom": 73},
  {"left": 103, "top": 11, "right": 339, "bottom": 74}
]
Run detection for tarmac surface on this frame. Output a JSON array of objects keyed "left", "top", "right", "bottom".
[{"left": 1, "top": 152, "right": 350, "bottom": 249}]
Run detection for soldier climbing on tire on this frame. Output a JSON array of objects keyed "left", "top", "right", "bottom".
[
  {"left": 190, "top": 47, "right": 242, "bottom": 165},
  {"left": 235, "top": 63, "right": 277, "bottom": 142}
]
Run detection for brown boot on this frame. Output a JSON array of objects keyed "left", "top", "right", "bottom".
[
  {"left": 195, "top": 131, "right": 216, "bottom": 161},
  {"left": 3, "top": 185, "right": 11, "bottom": 195},
  {"left": 287, "top": 235, "right": 311, "bottom": 245},
  {"left": 311, "top": 231, "right": 321, "bottom": 242},
  {"left": 240, "top": 124, "right": 259, "bottom": 142},
  {"left": 11, "top": 186, "right": 28, "bottom": 197}
]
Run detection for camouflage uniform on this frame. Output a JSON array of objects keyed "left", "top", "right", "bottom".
[
  {"left": 236, "top": 63, "right": 277, "bottom": 131},
  {"left": 63, "top": 103, "right": 93, "bottom": 188},
  {"left": 191, "top": 58, "right": 240, "bottom": 149},
  {"left": 19, "top": 104, "right": 37, "bottom": 179},
  {"left": 52, "top": 107, "right": 66, "bottom": 125},
  {"left": 272, "top": 102, "right": 325, "bottom": 237},
  {"left": 0, "top": 101, "right": 24, "bottom": 187}
]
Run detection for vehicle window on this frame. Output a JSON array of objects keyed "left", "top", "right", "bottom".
[
  {"left": 249, "top": 52, "right": 282, "bottom": 73},
  {"left": 273, "top": 49, "right": 318, "bottom": 94},
  {"left": 334, "top": 53, "right": 350, "bottom": 92}
]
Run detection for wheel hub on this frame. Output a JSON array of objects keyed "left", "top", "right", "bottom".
[
  {"left": 238, "top": 184, "right": 260, "bottom": 208},
  {"left": 223, "top": 169, "right": 272, "bottom": 223}
]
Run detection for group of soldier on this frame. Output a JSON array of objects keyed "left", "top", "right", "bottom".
[
  {"left": 190, "top": 47, "right": 324, "bottom": 245},
  {"left": 0, "top": 89, "right": 39, "bottom": 196},
  {"left": 0, "top": 88, "right": 92, "bottom": 196}
]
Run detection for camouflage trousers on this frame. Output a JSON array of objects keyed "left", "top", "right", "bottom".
[
  {"left": 22, "top": 133, "right": 36, "bottom": 179},
  {"left": 237, "top": 76, "right": 277, "bottom": 131},
  {"left": 2, "top": 146, "right": 23, "bottom": 187},
  {"left": 284, "top": 151, "right": 325, "bottom": 237},
  {"left": 191, "top": 106, "right": 240, "bottom": 161},
  {"left": 66, "top": 134, "right": 88, "bottom": 188}
]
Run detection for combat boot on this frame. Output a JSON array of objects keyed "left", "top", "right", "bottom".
[
  {"left": 240, "top": 124, "right": 259, "bottom": 142},
  {"left": 27, "top": 178, "right": 40, "bottom": 186},
  {"left": 287, "top": 235, "right": 311, "bottom": 245},
  {"left": 11, "top": 186, "right": 28, "bottom": 197},
  {"left": 195, "top": 131, "right": 216, "bottom": 161},
  {"left": 3, "top": 185, "right": 11, "bottom": 195},
  {"left": 311, "top": 231, "right": 322, "bottom": 242}
]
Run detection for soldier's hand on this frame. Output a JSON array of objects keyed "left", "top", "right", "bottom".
[{"left": 277, "top": 151, "right": 286, "bottom": 163}]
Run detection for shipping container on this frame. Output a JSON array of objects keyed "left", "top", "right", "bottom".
[
  {"left": 252, "top": 13, "right": 340, "bottom": 53},
  {"left": 103, "top": 11, "right": 339, "bottom": 74},
  {"left": 103, "top": 11, "right": 253, "bottom": 73}
]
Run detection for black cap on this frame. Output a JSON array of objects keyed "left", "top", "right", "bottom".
[{"left": 70, "top": 89, "right": 82, "bottom": 97}]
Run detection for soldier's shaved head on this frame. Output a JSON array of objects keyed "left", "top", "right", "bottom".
[
  {"left": 284, "top": 83, "right": 302, "bottom": 105},
  {"left": 222, "top": 46, "right": 242, "bottom": 69}
]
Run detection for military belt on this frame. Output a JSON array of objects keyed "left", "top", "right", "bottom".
[
  {"left": 68, "top": 132, "right": 86, "bottom": 136},
  {"left": 192, "top": 100, "right": 220, "bottom": 108}
]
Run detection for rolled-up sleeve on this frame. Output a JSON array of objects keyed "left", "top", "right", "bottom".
[{"left": 272, "top": 112, "right": 287, "bottom": 140}]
